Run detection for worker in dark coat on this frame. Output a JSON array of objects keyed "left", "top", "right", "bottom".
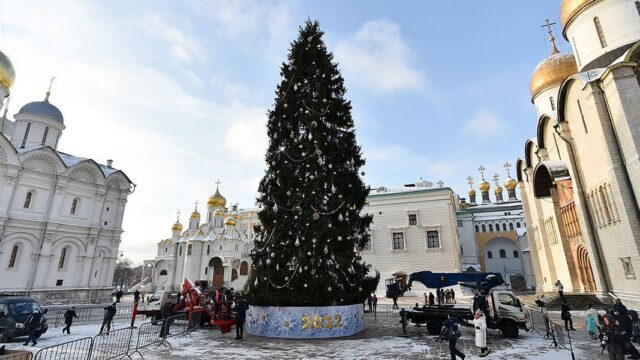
[
  {"left": 601, "top": 313, "right": 627, "bottom": 360},
  {"left": 442, "top": 316, "right": 465, "bottom": 360},
  {"left": 428, "top": 292, "right": 435, "bottom": 306},
  {"left": 23, "top": 309, "right": 44, "bottom": 346},
  {"left": 99, "top": 303, "right": 117, "bottom": 335},
  {"left": 62, "top": 306, "right": 79, "bottom": 334},
  {"left": 234, "top": 297, "right": 248, "bottom": 340},
  {"left": 133, "top": 290, "right": 140, "bottom": 304}
]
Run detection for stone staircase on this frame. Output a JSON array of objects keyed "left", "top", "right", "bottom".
[{"left": 518, "top": 292, "right": 612, "bottom": 310}]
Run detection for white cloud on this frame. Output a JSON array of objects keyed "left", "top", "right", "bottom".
[
  {"left": 140, "top": 15, "right": 206, "bottom": 64},
  {"left": 461, "top": 108, "right": 508, "bottom": 139},
  {"left": 365, "top": 144, "right": 458, "bottom": 180},
  {"left": 335, "top": 20, "right": 425, "bottom": 94},
  {"left": 222, "top": 111, "right": 268, "bottom": 161}
]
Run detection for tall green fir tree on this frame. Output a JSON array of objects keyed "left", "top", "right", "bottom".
[{"left": 245, "top": 20, "right": 379, "bottom": 307}]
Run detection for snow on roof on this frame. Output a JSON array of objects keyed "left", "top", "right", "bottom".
[
  {"left": 57, "top": 151, "right": 119, "bottom": 176},
  {"left": 576, "top": 68, "right": 605, "bottom": 84}
]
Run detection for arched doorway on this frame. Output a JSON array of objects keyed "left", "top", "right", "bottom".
[
  {"left": 209, "top": 257, "right": 224, "bottom": 288},
  {"left": 576, "top": 246, "right": 596, "bottom": 292}
]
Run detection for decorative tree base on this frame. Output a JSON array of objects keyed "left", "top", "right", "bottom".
[{"left": 246, "top": 304, "right": 364, "bottom": 338}]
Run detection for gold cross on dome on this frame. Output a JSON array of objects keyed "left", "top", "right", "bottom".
[
  {"left": 215, "top": 179, "right": 221, "bottom": 188},
  {"left": 503, "top": 162, "right": 512, "bottom": 178},
  {"left": 176, "top": 210, "right": 181, "bottom": 221},
  {"left": 466, "top": 176, "right": 474, "bottom": 189},
  {"left": 45, "top": 76, "right": 56, "bottom": 101},
  {"left": 541, "top": 19, "right": 559, "bottom": 54},
  {"left": 194, "top": 200, "right": 199, "bottom": 210},
  {"left": 478, "top": 165, "right": 486, "bottom": 180},
  {"left": 492, "top": 173, "right": 500, "bottom": 187}
]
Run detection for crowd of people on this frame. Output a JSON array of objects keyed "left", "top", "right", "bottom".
[{"left": 423, "top": 289, "right": 456, "bottom": 306}]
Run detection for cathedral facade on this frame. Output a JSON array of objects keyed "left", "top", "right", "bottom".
[
  {"left": 146, "top": 186, "right": 259, "bottom": 293},
  {"left": 517, "top": 0, "right": 640, "bottom": 306},
  {"left": 0, "top": 52, "right": 134, "bottom": 303}
]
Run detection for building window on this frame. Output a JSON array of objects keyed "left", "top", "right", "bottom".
[
  {"left": 392, "top": 232, "right": 404, "bottom": 250},
  {"left": 594, "top": 17, "right": 607, "bottom": 48},
  {"left": 206, "top": 245, "right": 210, "bottom": 255},
  {"left": 475, "top": 225, "right": 479, "bottom": 233},
  {"left": 509, "top": 223, "right": 514, "bottom": 231},
  {"left": 58, "top": 248, "right": 67, "bottom": 269},
  {"left": 240, "top": 261, "right": 249, "bottom": 275},
  {"left": 165, "top": 247, "right": 167, "bottom": 253},
  {"left": 622, "top": 257, "right": 636, "bottom": 279},
  {"left": 56, "top": 279, "right": 63, "bottom": 286},
  {"left": 41, "top": 126, "right": 49, "bottom": 145},
  {"left": 187, "top": 244, "right": 192, "bottom": 256},
  {"left": 499, "top": 249, "right": 507, "bottom": 258},
  {"left": 427, "top": 231, "right": 440, "bottom": 248},
  {"left": 94, "top": 270, "right": 98, "bottom": 278},
  {"left": 489, "top": 224, "right": 493, "bottom": 232},
  {"left": 513, "top": 250, "right": 519, "bottom": 258},
  {"left": 23, "top": 192, "right": 33, "bottom": 209},
  {"left": 516, "top": 222, "right": 521, "bottom": 228},
  {"left": 21, "top": 122, "right": 31, "bottom": 149},
  {"left": 408, "top": 214, "right": 417, "bottom": 226},
  {"left": 179, "top": 247, "right": 182, "bottom": 256},
  {"left": 457, "top": 220, "right": 463, "bottom": 227},
  {"left": 70, "top": 198, "right": 79, "bottom": 215},
  {"left": 549, "top": 97, "right": 555, "bottom": 111},
  {"left": 481, "top": 225, "right": 486, "bottom": 232},
  {"left": 159, "top": 270, "right": 168, "bottom": 276},
  {"left": 502, "top": 223, "right": 507, "bottom": 231},
  {"left": 487, "top": 251, "right": 493, "bottom": 259},
  {"left": 8, "top": 245, "right": 18, "bottom": 268},
  {"left": 637, "top": 1, "right": 640, "bottom": 15},
  {"left": 599, "top": 187, "right": 612, "bottom": 223},
  {"left": 204, "top": 267, "right": 208, "bottom": 275}
]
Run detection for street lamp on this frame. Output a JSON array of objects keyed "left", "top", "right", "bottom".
[{"left": 119, "top": 251, "right": 125, "bottom": 292}]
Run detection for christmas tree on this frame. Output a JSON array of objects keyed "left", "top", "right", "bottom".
[{"left": 246, "top": 20, "right": 379, "bottom": 307}]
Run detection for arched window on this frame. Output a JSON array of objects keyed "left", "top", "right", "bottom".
[
  {"left": 58, "top": 247, "right": 67, "bottom": 269},
  {"left": 178, "top": 247, "right": 182, "bottom": 256},
  {"left": 232, "top": 268, "right": 238, "bottom": 281},
  {"left": 475, "top": 225, "right": 479, "bottom": 233},
  {"left": 23, "top": 192, "right": 33, "bottom": 209},
  {"left": 187, "top": 244, "right": 192, "bottom": 256},
  {"left": 41, "top": 127, "right": 49, "bottom": 145},
  {"left": 70, "top": 198, "right": 79, "bottom": 215},
  {"left": 499, "top": 249, "right": 507, "bottom": 258},
  {"left": 159, "top": 270, "right": 168, "bottom": 276},
  {"left": 509, "top": 223, "right": 514, "bottom": 231},
  {"left": 513, "top": 250, "right": 519, "bottom": 258},
  {"left": 516, "top": 222, "right": 521, "bottom": 228},
  {"left": 8, "top": 245, "right": 19, "bottom": 268},
  {"left": 21, "top": 122, "right": 31, "bottom": 148},
  {"left": 204, "top": 267, "right": 208, "bottom": 275},
  {"left": 487, "top": 251, "right": 493, "bottom": 259},
  {"left": 488, "top": 224, "right": 493, "bottom": 232},
  {"left": 636, "top": 1, "right": 640, "bottom": 16},
  {"left": 502, "top": 223, "right": 507, "bottom": 231},
  {"left": 481, "top": 225, "right": 486, "bottom": 232},
  {"left": 599, "top": 187, "right": 612, "bottom": 223},
  {"left": 549, "top": 97, "right": 555, "bottom": 111},
  {"left": 240, "top": 261, "right": 249, "bottom": 275},
  {"left": 594, "top": 17, "right": 607, "bottom": 47}
]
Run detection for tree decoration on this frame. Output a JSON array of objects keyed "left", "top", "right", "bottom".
[{"left": 245, "top": 20, "right": 379, "bottom": 307}]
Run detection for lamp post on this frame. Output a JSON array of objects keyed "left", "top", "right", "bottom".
[{"left": 119, "top": 251, "right": 125, "bottom": 292}]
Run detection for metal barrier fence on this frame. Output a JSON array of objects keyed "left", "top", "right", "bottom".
[
  {"left": 524, "top": 308, "right": 538, "bottom": 333},
  {"left": 164, "top": 313, "right": 189, "bottom": 339},
  {"left": 33, "top": 337, "right": 93, "bottom": 360},
  {"left": 131, "top": 319, "right": 171, "bottom": 357},
  {"left": 550, "top": 321, "right": 576, "bottom": 360},
  {"left": 53, "top": 306, "right": 133, "bottom": 328},
  {"left": 0, "top": 351, "right": 33, "bottom": 360},
  {"left": 90, "top": 327, "right": 133, "bottom": 360}
]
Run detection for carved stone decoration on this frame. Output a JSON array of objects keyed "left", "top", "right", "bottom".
[
  {"left": 68, "top": 166, "right": 99, "bottom": 183},
  {"left": 0, "top": 146, "right": 7, "bottom": 164},
  {"left": 22, "top": 155, "right": 59, "bottom": 174}
]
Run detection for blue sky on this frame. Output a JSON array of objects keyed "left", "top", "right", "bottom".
[{"left": 0, "top": 0, "right": 568, "bottom": 261}]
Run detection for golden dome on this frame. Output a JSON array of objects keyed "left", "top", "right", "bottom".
[
  {"left": 560, "top": 0, "right": 597, "bottom": 30},
  {"left": 530, "top": 51, "right": 577, "bottom": 100},
  {"left": 478, "top": 180, "right": 490, "bottom": 192},
  {"left": 504, "top": 177, "right": 517, "bottom": 190},
  {"left": 468, "top": 188, "right": 476, "bottom": 196},
  {"left": 213, "top": 209, "right": 224, "bottom": 217},
  {"left": 232, "top": 213, "right": 242, "bottom": 220},
  {"left": 494, "top": 185, "right": 504, "bottom": 195},
  {"left": 0, "top": 51, "right": 15, "bottom": 90},
  {"left": 224, "top": 216, "right": 237, "bottom": 226},
  {"left": 190, "top": 210, "right": 200, "bottom": 219},
  {"left": 172, "top": 222, "right": 183, "bottom": 231},
  {"left": 207, "top": 188, "right": 227, "bottom": 207}
]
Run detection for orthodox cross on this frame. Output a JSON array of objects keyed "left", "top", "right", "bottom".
[
  {"left": 493, "top": 173, "right": 500, "bottom": 187},
  {"left": 466, "top": 176, "right": 474, "bottom": 189},
  {"left": 176, "top": 210, "right": 181, "bottom": 221},
  {"left": 215, "top": 179, "right": 221, "bottom": 188},
  {"left": 478, "top": 165, "right": 486, "bottom": 180},
  {"left": 194, "top": 200, "right": 199, "bottom": 211},
  {"left": 503, "top": 162, "right": 512, "bottom": 178},
  {"left": 541, "top": 19, "right": 559, "bottom": 54},
  {"left": 45, "top": 76, "right": 56, "bottom": 102},
  {"left": 437, "top": 180, "right": 444, "bottom": 188}
]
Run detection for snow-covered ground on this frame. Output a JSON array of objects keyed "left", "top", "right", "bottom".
[{"left": 1, "top": 310, "right": 627, "bottom": 359}]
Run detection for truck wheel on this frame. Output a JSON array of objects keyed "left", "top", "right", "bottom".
[
  {"left": 426, "top": 319, "right": 442, "bottom": 335},
  {"left": 501, "top": 320, "right": 519, "bottom": 338},
  {"left": 0, "top": 329, "right": 7, "bottom": 343}
]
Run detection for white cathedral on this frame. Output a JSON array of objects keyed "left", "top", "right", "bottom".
[
  {"left": 144, "top": 185, "right": 259, "bottom": 293},
  {"left": 0, "top": 50, "right": 134, "bottom": 303}
]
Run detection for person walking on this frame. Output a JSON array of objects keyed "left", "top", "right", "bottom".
[
  {"left": 630, "top": 310, "right": 640, "bottom": 344},
  {"left": 141, "top": 290, "right": 146, "bottom": 303},
  {"left": 473, "top": 310, "right": 490, "bottom": 357},
  {"left": 586, "top": 304, "right": 598, "bottom": 340},
  {"left": 443, "top": 316, "right": 465, "bottom": 360},
  {"left": 62, "top": 306, "right": 79, "bottom": 335},
  {"left": 428, "top": 292, "right": 435, "bottom": 306},
  {"left": 99, "top": 303, "right": 117, "bottom": 335},
  {"left": 612, "top": 299, "right": 640, "bottom": 359},
  {"left": 392, "top": 292, "right": 399, "bottom": 310},
  {"left": 535, "top": 294, "right": 546, "bottom": 311},
  {"left": 555, "top": 280, "right": 564, "bottom": 299},
  {"left": 542, "top": 305, "right": 551, "bottom": 339},
  {"left": 451, "top": 289, "right": 456, "bottom": 304},
  {"left": 133, "top": 289, "right": 140, "bottom": 304},
  {"left": 366, "top": 295, "right": 372, "bottom": 313},
  {"left": 22, "top": 309, "right": 43, "bottom": 346},
  {"left": 423, "top": 293, "right": 428, "bottom": 306},
  {"left": 234, "top": 297, "right": 248, "bottom": 340},
  {"left": 115, "top": 290, "right": 123, "bottom": 303},
  {"left": 602, "top": 313, "right": 626, "bottom": 360},
  {"left": 561, "top": 300, "right": 575, "bottom": 330},
  {"left": 372, "top": 294, "right": 378, "bottom": 313}
]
